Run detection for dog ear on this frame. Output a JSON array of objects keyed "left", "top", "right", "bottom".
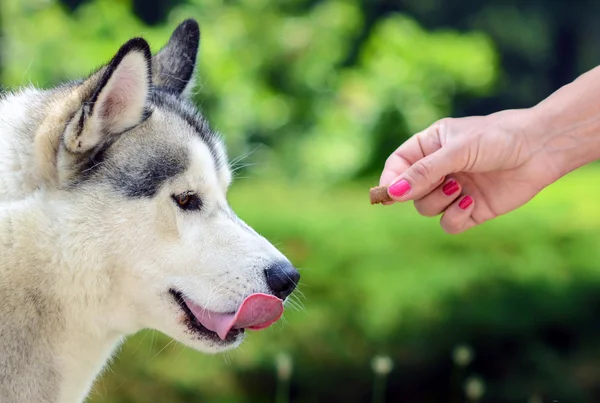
[
  {"left": 63, "top": 37, "right": 152, "bottom": 155},
  {"left": 152, "top": 19, "right": 200, "bottom": 97},
  {"left": 50, "top": 38, "right": 152, "bottom": 186}
]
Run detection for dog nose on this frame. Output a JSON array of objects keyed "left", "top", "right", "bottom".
[{"left": 264, "top": 261, "right": 300, "bottom": 300}]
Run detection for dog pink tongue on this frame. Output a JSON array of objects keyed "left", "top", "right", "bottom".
[{"left": 184, "top": 293, "right": 284, "bottom": 340}]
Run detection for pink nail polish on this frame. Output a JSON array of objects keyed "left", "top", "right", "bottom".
[
  {"left": 388, "top": 179, "right": 411, "bottom": 198},
  {"left": 458, "top": 195, "right": 473, "bottom": 210},
  {"left": 442, "top": 180, "right": 459, "bottom": 196}
]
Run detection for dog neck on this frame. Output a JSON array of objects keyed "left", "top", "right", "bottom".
[
  {"left": 0, "top": 199, "right": 128, "bottom": 403},
  {"left": 55, "top": 332, "right": 124, "bottom": 403}
]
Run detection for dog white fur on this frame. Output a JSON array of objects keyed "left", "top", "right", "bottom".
[{"left": 0, "top": 19, "right": 299, "bottom": 403}]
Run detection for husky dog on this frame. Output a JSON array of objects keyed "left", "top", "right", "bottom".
[{"left": 0, "top": 19, "right": 299, "bottom": 403}]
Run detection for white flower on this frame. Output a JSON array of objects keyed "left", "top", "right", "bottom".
[
  {"left": 452, "top": 344, "right": 474, "bottom": 368},
  {"left": 371, "top": 355, "right": 394, "bottom": 376},
  {"left": 276, "top": 352, "right": 293, "bottom": 381},
  {"left": 464, "top": 376, "right": 485, "bottom": 401}
]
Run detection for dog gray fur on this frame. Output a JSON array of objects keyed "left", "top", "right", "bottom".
[{"left": 0, "top": 19, "right": 299, "bottom": 403}]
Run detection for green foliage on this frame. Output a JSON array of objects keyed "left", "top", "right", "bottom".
[{"left": 0, "top": 0, "right": 497, "bottom": 184}]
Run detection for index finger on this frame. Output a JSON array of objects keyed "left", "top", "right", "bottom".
[{"left": 379, "top": 124, "right": 443, "bottom": 187}]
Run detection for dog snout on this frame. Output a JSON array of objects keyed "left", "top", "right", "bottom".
[{"left": 264, "top": 261, "right": 300, "bottom": 300}]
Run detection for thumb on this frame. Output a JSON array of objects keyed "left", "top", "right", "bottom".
[{"left": 386, "top": 147, "right": 461, "bottom": 201}]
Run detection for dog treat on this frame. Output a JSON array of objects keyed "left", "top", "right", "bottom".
[{"left": 370, "top": 186, "right": 392, "bottom": 204}]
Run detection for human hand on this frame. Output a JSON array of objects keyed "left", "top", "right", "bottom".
[{"left": 379, "top": 108, "right": 560, "bottom": 233}]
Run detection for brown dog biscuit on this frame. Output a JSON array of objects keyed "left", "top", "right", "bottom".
[{"left": 370, "top": 186, "right": 392, "bottom": 204}]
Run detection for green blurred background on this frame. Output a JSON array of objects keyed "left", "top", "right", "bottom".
[{"left": 3, "top": 0, "right": 600, "bottom": 402}]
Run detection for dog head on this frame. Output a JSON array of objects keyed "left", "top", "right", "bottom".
[{"left": 39, "top": 20, "right": 299, "bottom": 353}]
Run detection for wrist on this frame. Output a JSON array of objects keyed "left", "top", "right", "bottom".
[
  {"left": 526, "top": 67, "right": 600, "bottom": 182},
  {"left": 530, "top": 98, "right": 600, "bottom": 181}
]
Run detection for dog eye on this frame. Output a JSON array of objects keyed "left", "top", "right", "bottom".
[{"left": 172, "top": 192, "right": 202, "bottom": 211}]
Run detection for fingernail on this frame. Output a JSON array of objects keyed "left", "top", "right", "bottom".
[
  {"left": 388, "top": 179, "right": 411, "bottom": 198},
  {"left": 442, "top": 180, "right": 459, "bottom": 196},
  {"left": 458, "top": 195, "right": 473, "bottom": 210}
]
